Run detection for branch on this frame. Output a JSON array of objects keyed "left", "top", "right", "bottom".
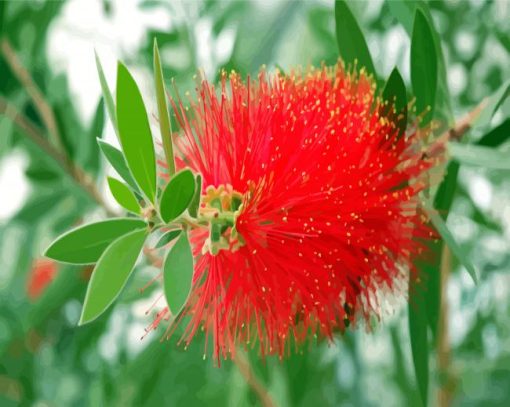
[
  {"left": 233, "top": 352, "right": 277, "bottom": 407},
  {"left": 1, "top": 38, "right": 62, "bottom": 149},
  {"left": 0, "top": 97, "right": 115, "bottom": 216},
  {"left": 437, "top": 245, "right": 454, "bottom": 407},
  {"left": 443, "top": 98, "right": 488, "bottom": 141}
]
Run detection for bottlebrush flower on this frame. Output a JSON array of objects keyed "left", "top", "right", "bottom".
[
  {"left": 152, "top": 62, "right": 442, "bottom": 360},
  {"left": 27, "top": 259, "right": 58, "bottom": 300}
]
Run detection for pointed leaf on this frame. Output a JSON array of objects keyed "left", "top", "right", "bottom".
[
  {"left": 188, "top": 174, "right": 202, "bottom": 218},
  {"left": 155, "top": 229, "right": 181, "bottom": 249},
  {"left": 408, "top": 277, "right": 429, "bottom": 407},
  {"left": 97, "top": 140, "right": 139, "bottom": 192},
  {"left": 448, "top": 142, "right": 510, "bottom": 170},
  {"left": 95, "top": 51, "right": 118, "bottom": 135},
  {"left": 45, "top": 218, "right": 147, "bottom": 264},
  {"left": 425, "top": 204, "right": 478, "bottom": 284},
  {"left": 154, "top": 39, "right": 176, "bottom": 175},
  {"left": 389, "top": 1, "right": 453, "bottom": 125},
  {"left": 107, "top": 177, "right": 141, "bottom": 214},
  {"left": 411, "top": 9, "right": 437, "bottom": 125},
  {"left": 382, "top": 67, "right": 408, "bottom": 138},
  {"left": 159, "top": 169, "right": 196, "bottom": 223},
  {"left": 163, "top": 231, "right": 194, "bottom": 314},
  {"left": 79, "top": 228, "right": 147, "bottom": 324},
  {"left": 475, "top": 80, "right": 510, "bottom": 129},
  {"left": 116, "top": 62, "right": 157, "bottom": 203},
  {"left": 477, "top": 118, "right": 510, "bottom": 147},
  {"left": 334, "top": 0, "right": 376, "bottom": 77}
]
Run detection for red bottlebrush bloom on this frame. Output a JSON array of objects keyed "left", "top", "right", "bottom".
[
  {"left": 27, "top": 259, "right": 58, "bottom": 300},
  {"left": 155, "top": 62, "right": 441, "bottom": 360}
]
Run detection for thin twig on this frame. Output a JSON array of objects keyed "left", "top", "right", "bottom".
[
  {"left": 437, "top": 245, "right": 453, "bottom": 407},
  {"left": 0, "top": 97, "right": 115, "bottom": 216},
  {"left": 233, "top": 351, "right": 277, "bottom": 407},
  {"left": 1, "top": 38, "right": 62, "bottom": 149},
  {"left": 444, "top": 98, "right": 488, "bottom": 141}
]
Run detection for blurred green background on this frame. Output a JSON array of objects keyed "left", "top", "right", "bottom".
[{"left": 0, "top": 0, "right": 509, "bottom": 405}]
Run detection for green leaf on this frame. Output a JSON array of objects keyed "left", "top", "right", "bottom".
[
  {"left": 475, "top": 80, "right": 510, "bottom": 129},
  {"left": 334, "top": 0, "right": 376, "bottom": 77},
  {"left": 388, "top": 0, "right": 453, "bottom": 125},
  {"left": 159, "top": 169, "right": 196, "bottom": 223},
  {"left": 95, "top": 50, "right": 117, "bottom": 135},
  {"left": 424, "top": 204, "right": 478, "bottom": 284},
  {"left": 188, "top": 174, "right": 202, "bottom": 218},
  {"left": 477, "top": 118, "right": 510, "bottom": 147},
  {"left": 448, "top": 142, "right": 510, "bottom": 170},
  {"left": 82, "top": 98, "right": 105, "bottom": 174},
  {"left": 79, "top": 228, "right": 147, "bottom": 325},
  {"left": 155, "top": 229, "right": 181, "bottom": 249},
  {"left": 107, "top": 177, "right": 141, "bottom": 214},
  {"left": 408, "top": 277, "right": 429, "bottom": 407},
  {"left": 97, "top": 140, "right": 139, "bottom": 192},
  {"left": 411, "top": 9, "right": 437, "bottom": 125},
  {"left": 382, "top": 67, "right": 408, "bottom": 138},
  {"left": 163, "top": 231, "right": 194, "bottom": 315},
  {"left": 153, "top": 38, "right": 176, "bottom": 175},
  {"left": 45, "top": 218, "right": 147, "bottom": 264},
  {"left": 116, "top": 62, "right": 157, "bottom": 203}
]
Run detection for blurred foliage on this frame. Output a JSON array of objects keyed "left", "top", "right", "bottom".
[{"left": 0, "top": 0, "right": 509, "bottom": 406}]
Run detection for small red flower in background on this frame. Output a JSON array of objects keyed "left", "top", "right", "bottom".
[
  {"left": 155, "top": 62, "right": 442, "bottom": 360},
  {"left": 27, "top": 259, "right": 58, "bottom": 300}
]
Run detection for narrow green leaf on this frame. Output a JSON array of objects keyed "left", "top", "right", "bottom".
[
  {"left": 153, "top": 38, "right": 176, "bottom": 175},
  {"left": 475, "top": 80, "right": 510, "bottom": 129},
  {"left": 163, "top": 231, "right": 194, "bottom": 315},
  {"left": 188, "top": 174, "right": 202, "bottom": 218},
  {"left": 334, "top": 0, "right": 376, "bottom": 77},
  {"left": 94, "top": 51, "right": 118, "bottom": 135},
  {"left": 408, "top": 278, "right": 429, "bottom": 407},
  {"left": 382, "top": 67, "right": 408, "bottom": 138},
  {"left": 97, "top": 140, "right": 138, "bottom": 192},
  {"left": 107, "top": 177, "right": 141, "bottom": 214},
  {"left": 477, "top": 118, "right": 510, "bottom": 147},
  {"left": 448, "top": 142, "right": 510, "bottom": 170},
  {"left": 411, "top": 9, "right": 437, "bottom": 125},
  {"left": 159, "top": 169, "right": 196, "bottom": 223},
  {"left": 45, "top": 218, "right": 147, "bottom": 264},
  {"left": 116, "top": 62, "right": 157, "bottom": 203},
  {"left": 79, "top": 228, "right": 147, "bottom": 325},
  {"left": 425, "top": 204, "right": 479, "bottom": 284},
  {"left": 388, "top": 0, "right": 454, "bottom": 125},
  {"left": 155, "top": 229, "right": 181, "bottom": 249}
]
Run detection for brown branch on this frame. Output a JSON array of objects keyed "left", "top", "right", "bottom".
[
  {"left": 233, "top": 351, "right": 277, "bottom": 407},
  {"left": 444, "top": 98, "right": 488, "bottom": 142},
  {"left": 0, "top": 97, "right": 115, "bottom": 216},
  {"left": 1, "top": 38, "right": 62, "bottom": 149}
]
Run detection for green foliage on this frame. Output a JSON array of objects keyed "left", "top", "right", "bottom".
[
  {"left": 334, "top": 0, "right": 375, "bottom": 77},
  {"left": 411, "top": 9, "right": 437, "bottom": 124},
  {"left": 154, "top": 229, "right": 181, "bottom": 249},
  {"left": 79, "top": 228, "right": 147, "bottom": 324},
  {"left": 188, "top": 174, "right": 203, "bottom": 218},
  {"left": 107, "top": 177, "right": 141, "bottom": 214},
  {"left": 159, "top": 169, "right": 196, "bottom": 223},
  {"left": 97, "top": 140, "right": 139, "bottom": 191},
  {"left": 153, "top": 39, "right": 175, "bottom": 175},
  {"left": 163, "top": 231, "right": 194, "bottom": 315},
  {"left": 116, "top": 62, "right": 157, "bottom": 203},
  {"left": 382, "top": 67, "right": 408, "bottom": 138},
  {"left": 95, "top": 51, "right": 118, "bottom": 135},
  {"left": 45, "top": 218, "right": 147, "bottom": 264}
]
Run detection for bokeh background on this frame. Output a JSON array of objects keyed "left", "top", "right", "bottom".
[{"left": 0, "top": 0, "right": 509, "bottom": 405}]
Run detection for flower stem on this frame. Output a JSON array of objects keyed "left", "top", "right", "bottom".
[{"left": 233, "top": 351, "right": 277, "bottom": 407}]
